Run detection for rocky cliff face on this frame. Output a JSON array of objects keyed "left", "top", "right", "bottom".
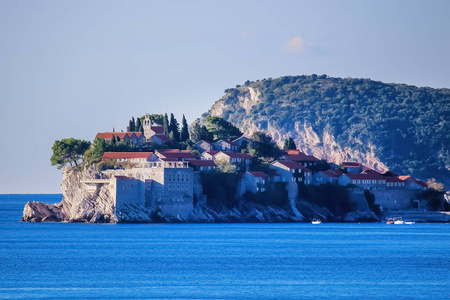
[
  {"left": 207, "top": 86, "right": 388, "bottom": 173},
  {"left": 22, "top": 166, "right": 376, "bottom": 223}
]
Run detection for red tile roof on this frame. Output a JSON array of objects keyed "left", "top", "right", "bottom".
[
  {"left": 321, "top": 170, "right": 344, "bottom": 177},
  {"left": 189, "top": 160, "right": 216, "bottom": 167},
  {"left": 96, "top": 132, "right": 143, "bottom": 140},
  {"left": 274, "top": 160, "right": 312, "bottom": 172},
  {"left": 398, "top": 175, "right": 413, "bottom": 181},
  {"left": 415, "top": 180, "right": 427, "bottom": 188},
  {"left": 284, "top": 153, "right": 320, "bottom": 162},
  {"left": 151, "top": 126, "right": 164, "bottom": 134},
  {"left": 385, "top": 177, "right": 404, "bottom": 183},
  {"left": 160, "top": 152, "right": 196, "bottom": 160},
  {"left": 342, "top": 162, "right": 362, "bottom": 167},
  {"left": 103, "top": 152, "right": 154, "bottom": 160},
  {"left": 247, "top": 171, "right": 269, "bottom": 178}
]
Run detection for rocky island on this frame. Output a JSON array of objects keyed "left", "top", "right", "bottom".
[{"left": 22, "top": 75, "right": 450, "bottom": 223}]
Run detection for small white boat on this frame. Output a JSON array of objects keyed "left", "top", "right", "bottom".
[
  {"left": 311, "top": 219, "right": 322, "bottom": 224},
  {"left": 404, "top": 221, "right": 415, "bottom": 225}
]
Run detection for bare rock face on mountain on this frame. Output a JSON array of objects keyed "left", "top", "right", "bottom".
[{"left": 202, "top": 76, "right": 450, "bottom": 186}]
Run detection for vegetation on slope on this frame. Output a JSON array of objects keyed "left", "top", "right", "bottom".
[{"left": 213, "top": 75, "right": 450, "bottom": 183}]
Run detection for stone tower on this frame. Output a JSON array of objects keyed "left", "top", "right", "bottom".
[{"left": 143, "top": 113, "right": 152, "bottom": 139}]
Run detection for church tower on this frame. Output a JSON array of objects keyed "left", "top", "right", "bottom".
[{"left": 143, "top": 113, "right": 152, "bottom": 139}]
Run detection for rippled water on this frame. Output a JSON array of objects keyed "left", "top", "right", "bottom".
[{"left": 0, "top": 194, "right": 449, "bottom": 299}]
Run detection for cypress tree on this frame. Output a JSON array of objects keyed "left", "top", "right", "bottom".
[
  {"left": 180, "top": 114, "right": 189, "bottom": 142},
  {"left": 111, "top": 135, "right": 116, "bottom": 145},
  {"left": 130, "top": 117, "right": 136, "bottom": 132},
  {"left": 136, "top": 117, "right": 142, "bottom": 132},
  {"left": 283, "top": 137, "right": 296, "bottom": 150},
  {"left": 163, "top": 113, "right": 169, "bottom": 136},
  {"left": 169, "top": 113, "right": 180, "bottom": 141}
]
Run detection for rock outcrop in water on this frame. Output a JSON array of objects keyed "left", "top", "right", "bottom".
[{"left": 22, "top": 167, "right": 377, "bottom": 223}]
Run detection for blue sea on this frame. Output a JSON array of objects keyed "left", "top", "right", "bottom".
[{"left": 0, "top": 195, "right": 449, "bottom": 299}]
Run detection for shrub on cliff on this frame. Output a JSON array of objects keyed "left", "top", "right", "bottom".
[
  {"left": 298, "top": 183, "right": 354, "bottom": 216},
  {"left": 200, "top": 171, "right": 241, "bottom": 209}
]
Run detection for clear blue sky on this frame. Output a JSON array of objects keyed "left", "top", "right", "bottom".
[{"left": 1, "top": 0, "right": 449, "bottom": 193}]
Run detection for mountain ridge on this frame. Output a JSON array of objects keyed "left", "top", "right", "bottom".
[{"left": 201, "top": 75, "right": 450, "bottom": 186}]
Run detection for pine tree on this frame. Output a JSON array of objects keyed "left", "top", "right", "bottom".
[
  {"left": 113, "top": 127, "right": 115, "bottom": 132},
  {"left": 130, "top": 117, "right": 136, "bottom": 132},
  {"left": 169, "top": 113, "right": 180, "bottom": 141},
  {"left": 180, "top": 115, "right": 189, "bottom": 142},
  {"left": 283, "top": 137, "right": 296, "bottom": 150},
  {"left": 136, "top": 117, "right": 142, "bottom": 132},
  {"left": 163, "top": 113, "right": 169, "bottom": 136}
]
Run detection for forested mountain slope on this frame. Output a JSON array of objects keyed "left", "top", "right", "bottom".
[{"left": 202, "top": 75, "right": 450, "bottom": 185}]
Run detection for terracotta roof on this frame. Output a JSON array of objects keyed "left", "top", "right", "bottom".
[
  {"left": 382, "top": 170, "right": 399, "bottom": 177},
  {"left": 284, "top": 153, "right": 320, "bottom": 162},
  {"left": 415, "top": 180, "right": 427, "bottom": 187},
  {"left": 284, "top": 149, "right": 300, "bottom": 155},
  {"left": 273, "top": 160, "right": 312, "bottom": 172},
  {"left": 342, "top": 162, "right": 362, "bottom": 167},
  {"left": 216, "top": 151, "right": 253, "bottom": 159},
  {"left": 157, "top": 149, "right": 182, "bottom": 153},
  {"left": 247, "top": 171, "right": 269, "bottom": 178},
  {"left": 102, "top": 152, "right": 153, "bottom": 159},
  {"left": 189, "top": 160, "right": 216, "bottom": 167},
  {"left": 151, "top": 126, "right": 164, "bottom": 134},
  {"left": 385, "top": 177, "right": 404, "bottom": 183},
  {"left": 398, "top": 176, "right": 413, "bottom": 181},
  {"left": 321, "top": 170, "right": 344, "bottom": 177},
  {"left": 96, "top": 132, "right": 128, "bottom": 139}
]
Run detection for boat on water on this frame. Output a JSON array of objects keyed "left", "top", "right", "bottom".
[
  {"left": 386, "top": 217, "right": 414, "bottom": 225},
  {"left": 311, "top": 219, "right": 322, "bottom": 224}
]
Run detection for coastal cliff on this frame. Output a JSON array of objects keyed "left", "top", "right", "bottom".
[{"left": 21, "top": 167, "right": 377, "bottom": 223}]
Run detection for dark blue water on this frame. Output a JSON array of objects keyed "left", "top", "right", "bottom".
[{"left": 1, "top": 195, "right": 449, "bottom": 299}]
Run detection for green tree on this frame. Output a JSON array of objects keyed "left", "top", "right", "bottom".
[
  {"left": 250, "top": 131, "right": 281, "bottom": 159},
  {"left": 169, "top": 113, "right": 180, "bottom": 141},
  {"left": 84, "top": 137, "right": 107, "bottom": 165},
  {"left": 163, "top": 113, "right": 169, "bottom": 136},
  {"left": 135, "top": 117, "right": 142, "bottom": 132},
  {"left": 180, "top": 114, "right": 189, "bottom": 142},
  {"left": 50, "top": 138, "right": 91, "bottom": 169},
  {"left": 150, "top": 114, "right": 164, "bottom": 126},
  {"left": 283, "top": 137, "right": 296, "bottom": 150},
  {"left": 205, "top": 116, "right": 242, "bottom": 141}
]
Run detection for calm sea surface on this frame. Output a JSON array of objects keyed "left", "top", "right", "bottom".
[{"left": 0, "top": 194, "right": 449, "bottom": 299}]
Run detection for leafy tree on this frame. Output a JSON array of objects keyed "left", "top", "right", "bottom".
[
  {"left": 163, "top": 113, "right": 169, "bottom": 136},
  {"left": 205, "top": 116, "right": 242, "bottom": 141},
  {"left": 250, "top": 131, "right": 281, "bottom": 159},
  {"left": 150, "top": 114, "right": 164, "bottom": 126},
  {"left": 50, "top": 138, "right": 91, "bottom": 169},
  {"left": 169, "top": 113, "right": 180, "bottom": 141},
  {"left": 283, "top": 137, "right": 296, "bottom": 150},
  {"left": 180, "top": 114, "right": 189, "bottom": 142},
  {"left": 84, "top": 137, "right": 107, "bottom": 165},
  {"left": 191, "top": 123, "right": 213, "bottom": 142},
  {"left": 426, "top": 178, "right": 444, "bottom": 192},
  {"left": 215, "top": 159, "right": 237, "bottom": 173}
]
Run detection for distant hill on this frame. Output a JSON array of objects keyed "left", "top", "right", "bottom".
[{"left": 202, "top": 75, "right": 450, "bottom": 186}]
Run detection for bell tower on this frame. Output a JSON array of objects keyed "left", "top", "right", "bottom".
[{"left": 143, "top": 113, "right": 152, "bottom": 139}]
